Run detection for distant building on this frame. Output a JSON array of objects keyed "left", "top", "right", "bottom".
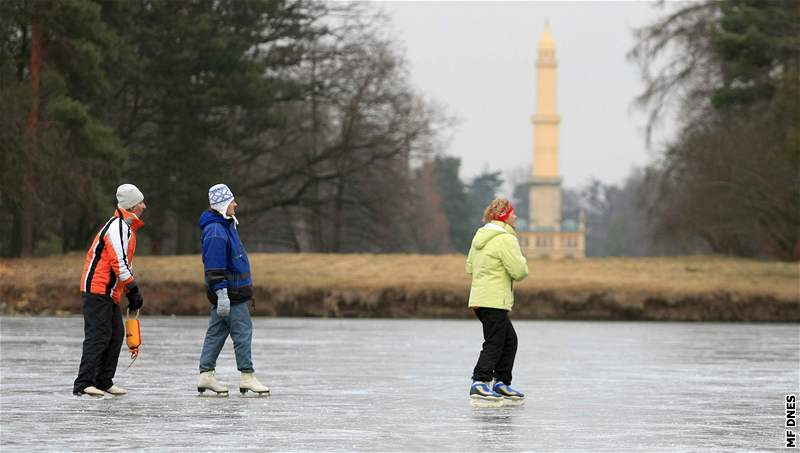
[{"left": 519, "top": 23, "right": 585, "bottom": 259}]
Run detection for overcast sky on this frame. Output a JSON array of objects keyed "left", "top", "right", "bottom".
[{"left": 379, "top": 1, "right": 675, "bottom": 189}]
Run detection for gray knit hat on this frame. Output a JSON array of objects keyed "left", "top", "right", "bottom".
[{"left": 116, "top": 184, "right": 144, "bottom": 209}]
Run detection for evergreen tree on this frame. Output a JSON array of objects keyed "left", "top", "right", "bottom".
[
  {"left": 112, "top": 0, "right": 327, "bottom": 253},
  {"left": 0, "top": 0, "right": 127, "bottom": 256},
  {"left": 630, "top": 0, "right": 800, "bottom": 260},
  {"left": 468, "top": 169, "right": 504, "bottom": 228},
  {"left": 431, "top": 156, "right": 472, "bottom": 252}
]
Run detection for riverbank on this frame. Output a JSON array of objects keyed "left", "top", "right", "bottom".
[{"left": 1, "top": 254, "right": 797, "bottom": 321}]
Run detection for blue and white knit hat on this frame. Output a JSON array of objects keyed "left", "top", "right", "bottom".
[{"left": 208, "top": 183, "right": 235, "bottom": 219}]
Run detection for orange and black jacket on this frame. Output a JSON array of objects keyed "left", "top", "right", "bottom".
[{"left": 80, "top": 208, "right": 144, "bottom": 303}]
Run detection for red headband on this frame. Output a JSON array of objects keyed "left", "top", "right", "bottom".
[{"left": 494, "top": 205, "right": 514, "bottom": 222}]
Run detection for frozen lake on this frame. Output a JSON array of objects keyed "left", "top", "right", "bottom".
[{"left": 1, "top": 316, "right": 797, "bottom": 451}]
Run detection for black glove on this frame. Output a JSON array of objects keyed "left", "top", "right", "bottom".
[{"left": 126, "top": 283, "right": 144, "bottom": 312}]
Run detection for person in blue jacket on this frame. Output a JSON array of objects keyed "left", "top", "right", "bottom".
[{"left": 196, "top": 183, "right": 269, "bottom": 397}]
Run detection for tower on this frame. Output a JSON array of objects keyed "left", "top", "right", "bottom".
[
  {"left": 520, "top": 23, "right": 585, "bottom": 259},
  {"left": 529, "top": 22, "right": 561, "bottom": 231}
]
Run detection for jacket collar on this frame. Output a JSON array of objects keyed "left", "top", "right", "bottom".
[
  {"left": 489, "top": 220, "right": 516, "bottom": 236},
  {"left": 115, "top": 208, "right": 145, "bottom": 231}
]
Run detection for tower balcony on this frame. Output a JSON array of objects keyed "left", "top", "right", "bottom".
[
  {"left": 529, "top": 175, "right": 562, "bottom": 186},
  {"left": 531, "top": 113, "right": 561, "bottom": 125}
]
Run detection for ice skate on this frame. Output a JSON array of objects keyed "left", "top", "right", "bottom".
[
  {"left": 104, "top": 385, "right": 128, "bottom": 396},
  {"left": 469, "top": 381, "right": 503, "bottom": 408},
  {"left": 197, "top": 370, "right": 229, "bottom": 396},
  {"left": 493, "top": 381, "right": 525, "bottom": 406},
  {"left": 74, "top": 386, "right": 104, "bottom": 397},
  {"left": 239, "top": 372, "right": 270, "bottom": 396}
]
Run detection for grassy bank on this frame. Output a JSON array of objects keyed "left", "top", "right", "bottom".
[{"left": 1, "top": 254, "right": 798, "bottom": 321}]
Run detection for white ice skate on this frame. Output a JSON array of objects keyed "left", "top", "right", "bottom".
[
  {"left": 104, "top": 385, "right": 128, "bottom": 396},
  {"left": 75, "top": 386, "right": 105, "bottom": 398},
  {"left": 197, "top": 371, "right": 229, "bottom": 397},
  {"left": 469, "top": 381, "right": 504, "bottom": 408},
  {"left": 239, "top": 372, "right": 270, "bottom": 396}
]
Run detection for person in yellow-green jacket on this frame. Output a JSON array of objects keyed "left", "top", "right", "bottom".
[{"left": 466, "top": 197, "right": 529, "bottom": 406}]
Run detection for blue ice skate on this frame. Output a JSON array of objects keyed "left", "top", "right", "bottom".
[
  {"left": 493, "top": 381, "right": 525, "bottom": 406},
  {"left": 470, "top": 381, "right": 503, "bottom": 408}
]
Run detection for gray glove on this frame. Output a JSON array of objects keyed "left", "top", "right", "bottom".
[{"left": 215, "top": 288, "right": 230, "bottom": 318}]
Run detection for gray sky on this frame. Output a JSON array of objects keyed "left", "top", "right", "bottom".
[{"left": 380, "top": 1, "right": 675, "bottom": 189}]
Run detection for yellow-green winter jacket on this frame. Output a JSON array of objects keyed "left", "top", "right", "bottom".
[{"left": 466, "top": 221, "right": 529, "bottom": 311}]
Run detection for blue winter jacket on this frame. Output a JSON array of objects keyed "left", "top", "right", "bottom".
[{"left": 198, "top": 210, "right": 253, "bottom": 306}]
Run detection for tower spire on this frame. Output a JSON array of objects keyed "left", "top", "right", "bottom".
[{"left": 538, "top": 20, "right": 555, "bottom": 50}]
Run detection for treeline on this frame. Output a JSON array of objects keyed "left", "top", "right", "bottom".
[
  {"left": 626, "top": 0, "right": 799, "bottom": 261},
  {"left": 0, "top": 0, "right": 456, "bottom": 256},
  {"left": 3, "top": 1, "right": 797, "bottom": 260},
  {"left": 508, "top": 1, "right": 799, "bottom": 260}
]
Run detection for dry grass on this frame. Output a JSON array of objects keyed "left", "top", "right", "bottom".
[{"left": 1, "top": 253, "right": 798, "bottom": 301}]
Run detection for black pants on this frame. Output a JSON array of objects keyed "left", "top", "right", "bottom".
[
  {"left": 471, "top": 307, "right": 518, "bottom": 385},
  {"left": 73, "top": 293, "right": 124, "bottom": 394}
]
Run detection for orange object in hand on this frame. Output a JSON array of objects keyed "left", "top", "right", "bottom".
[{"left": 125, "top": 310, "right": 141, "bottom": 362}]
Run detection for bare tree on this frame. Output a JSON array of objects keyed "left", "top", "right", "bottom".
[{"left": 233, "top": 8, "right": 450, "bottom": 252}]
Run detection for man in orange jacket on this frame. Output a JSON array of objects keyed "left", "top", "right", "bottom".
[{"left": 73, "top": 184, "right": 146, "bottom": 397}]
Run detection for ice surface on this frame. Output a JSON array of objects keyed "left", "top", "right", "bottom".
[{"left": 1, "top": 316, "right": 797, "bottom": 451}]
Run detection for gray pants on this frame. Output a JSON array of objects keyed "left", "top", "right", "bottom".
[{"left": 199, "top": 302, "right": 254, "bottom": 373}]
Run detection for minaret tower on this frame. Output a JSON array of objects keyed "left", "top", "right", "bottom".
[
  {"left": 520, "top": 23, "right": 585, "bottom": 258},
  {"left": 529, "top": 22, "right": 562, "bottom": 231}
]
